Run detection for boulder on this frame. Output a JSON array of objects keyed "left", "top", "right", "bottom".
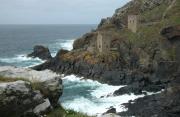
[
  {"left": 39, "top": 77, "right": 63, "bottom": 107},
  {"left": 0, "top": 81, "right": 48, "bottom": 117},
  {"left": 28, "top": 45, "right": 52, "bottom": 60},
  {"left": 0, "top": 66, "right": 63, "bottom": 117}
]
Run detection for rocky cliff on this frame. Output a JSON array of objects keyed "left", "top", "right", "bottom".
[
  {"left": 33, "top": 0, "right": 180, "bottom": 116},
  {"left": 34, "top": 0, "right": 179, "bottom": 91}
]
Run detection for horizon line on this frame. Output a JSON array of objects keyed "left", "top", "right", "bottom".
[{"left": 0, "top": 24, "right": 98, "bottom": 25}]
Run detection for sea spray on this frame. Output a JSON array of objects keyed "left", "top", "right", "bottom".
[
  {"left": 60, "top": 75, "right": 145, "bottom": 116},
  {"left": 49, "top": 39, "right": 74, "bottom": 57}
]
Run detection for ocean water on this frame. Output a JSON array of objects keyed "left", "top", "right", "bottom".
[
  {"left": 0, "top": 24, "right": 95, "bottom": 67},
  {"left": 0, "top": 24, "right": 146, "bottom": 116}
]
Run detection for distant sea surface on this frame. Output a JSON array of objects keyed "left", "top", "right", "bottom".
[{"left": 0, "top": 24, "right": 96, "bottom": 67}]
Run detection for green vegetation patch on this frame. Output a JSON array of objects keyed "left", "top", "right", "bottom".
[
  {"left": 0, "top": 76, "right": 43, "bottom": 91},
  {"left": 141, "top": 2, "right": 169, "bottom": 22},
  {"left": 47, "top": 106, "right": 91, "bottom": 117},
  {"left": 0, "top": 76, "right": 29, "bottom": 83}
]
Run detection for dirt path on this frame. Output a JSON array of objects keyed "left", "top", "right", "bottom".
[{"left": 162, "top": 0, "right": 177, "bottom": 19}]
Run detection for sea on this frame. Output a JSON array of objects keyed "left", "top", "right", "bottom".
[{"left": 0, "top": 24, "right": 144, "bottom": 116}]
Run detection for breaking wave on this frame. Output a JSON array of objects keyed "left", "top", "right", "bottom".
[
  {"left": 0, "top": 54, "right": 44, "bottom": 67},
  {"left": 60, "top": 75, "right": 145, "bottom": 116}
]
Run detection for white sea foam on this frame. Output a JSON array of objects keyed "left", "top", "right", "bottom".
[
  {"left": 60, "top": 75, "right": 146, "bottom": 116},
  {"left": 0, "top": 39, "right": 74, "bottom": 67},
  {"left": 0, "top": 54, "right": 44, "bottom": 67},
  {"left": 50, "top": 39, "right": 74, "bottom": 57},
  {"left": 60, "top": 39, "right": 74, "bottom": 50}
]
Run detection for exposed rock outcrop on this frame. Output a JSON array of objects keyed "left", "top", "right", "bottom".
[
  {"left": 161, "top": 25, "right": 180, "bottom": 64},
  {"left": 119, "top": 74, "right": 180, "bottom": 117},
  {"left": 0, "top": 81, "right": 49, "bottom": 117},
  {"left": 73, "top": 32, "right": 97, "bottom": 50},
  {"left": 161, "top": 25, "right": 180, "bottom": 40},
  {"left": 28, "top": 45, "right": 52, "bottom": 60},
  {"left": 0, "top": 66, "right": 63, "bottom": 117},
  {"left": 39, "top": 77, "right": 63, "bottom": 107}
]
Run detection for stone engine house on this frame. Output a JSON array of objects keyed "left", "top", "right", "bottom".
[
  {"left": 97, "top": 32, "right": 111, "bottom": 53},
  {"left": 128, "top": 15, "right": 138, "bottom": 33}
]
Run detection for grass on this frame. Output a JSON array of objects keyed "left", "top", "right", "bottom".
[
  {"left": 47, "top": 106, "right": 91, "bottom": 117},
  {"left": 141, "top": 2, "right": 169, "bottom": 23},
  {"left": 0, "top": 76, "right": 30, "bottom": 83},
  {"left": 0, "top": 76, "right": 43, "bottom": 91},
  {"left": 117, "top": 0, "right": 180, "bottom": 61},
  {"left": 62, "top": 50, "right": 120, "bottom": 65}
]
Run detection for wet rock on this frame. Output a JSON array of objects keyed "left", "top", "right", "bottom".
[
  {"left": 105, "top": 107, "right": 116, "bottom": 114},
  {"left": 28, "top": 45, "right": 52, "bottom": 60},
  {"left": 119, "top": 77, "right": 180, "bottom": 117}
]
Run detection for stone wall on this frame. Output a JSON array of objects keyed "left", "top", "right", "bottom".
[
  {"left": 128, "top": 15, "right": 138, "bottom": 33},
  {"left": 97, "top": 32, "right": 111, "bottom": 53}
]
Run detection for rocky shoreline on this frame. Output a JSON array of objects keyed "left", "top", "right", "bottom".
[
  {"left": 119, "top": 74, "right": 180, "bottom": 117},
  {"left": 31, "top": 0, "right": 180, "bottom": 116},
  {"left": 0, "top": 0, "right": 179, "bottom": 117}
]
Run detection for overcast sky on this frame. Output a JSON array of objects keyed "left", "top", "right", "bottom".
[{"left": 0, "top": 0, "right": 131, "bottom": 24}]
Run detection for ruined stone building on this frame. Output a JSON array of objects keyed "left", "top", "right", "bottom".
[
  {"left": 128, "top": 15, "right": 138, "bottom": 33},
  {"left": 96, "top": 32, "right": 111, "bottom": 53}
]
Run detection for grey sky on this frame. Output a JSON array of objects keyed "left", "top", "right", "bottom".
[{"left": 0, "top": 0, "right": 131, "bottom": 24}]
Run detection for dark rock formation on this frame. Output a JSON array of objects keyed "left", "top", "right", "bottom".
[
  {"left": 105, "top": 107, "right": 116, "bottom": 114},
  {"left": 119, "top": 74, "right": 180, "bottom": 117},
  {"left": 28, "top": 45, "right": 52, "bottom": 60},
  {"left": 0, "top": 81, "right": 48, "bottom": 117},
  {"left": 161, "top": 25, "right": 180, "bottom": 63},
  {"left": 39, "top": 77, "right": 63, "bottom": 107},
  {"left": 161, "top": 25, "right": 180, "bottom": 40}
]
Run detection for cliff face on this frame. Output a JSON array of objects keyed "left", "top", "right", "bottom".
[
  {"left": 33, "top": 0, "right": 180, "bottom": 116},
  {"left": 35, "top": 0, "right": 179, "bottom": 84}
]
